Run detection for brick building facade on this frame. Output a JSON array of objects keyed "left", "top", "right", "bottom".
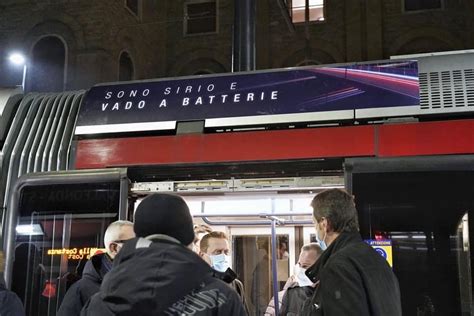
[{"left": 0, "top": 0, "right": 473, "bottom": 91}]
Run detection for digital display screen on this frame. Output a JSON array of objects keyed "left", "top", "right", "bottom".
[{"left": 76, "top": 61, "right": 419, "bottom": 134}]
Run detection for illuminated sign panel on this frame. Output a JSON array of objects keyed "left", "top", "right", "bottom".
[
  {"left": 75, "top": 61, "right": 419, "bottom": 135},
  {"left": 47, "top": 247, "right": 106, "bottom": 260}
]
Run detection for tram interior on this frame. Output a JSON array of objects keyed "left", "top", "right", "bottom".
[{"left": 9, "top": 169, "right": 474, "bottom": 316}]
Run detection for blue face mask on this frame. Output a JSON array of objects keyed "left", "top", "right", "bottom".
[
  {"left": 315, "top": 224, "right": 328, "bottom": 251},
  {"left": 210, "top": 254, "right": 230, "bottom": 272}
]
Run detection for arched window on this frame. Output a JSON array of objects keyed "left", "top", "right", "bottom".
[
  {"left": 193, "top": 70, "right": 213, "bottom": 75},
  {"left": 119, "top": 52, "right": 134, "bottom": 81},
  {"left": 29, "top": 36, "right": 66, "bottom": 92},
  {"left": 297, "top": 59, "right": 321, "bottom": 66}
]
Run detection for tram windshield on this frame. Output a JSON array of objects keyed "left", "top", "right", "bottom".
[{"left": 12, "top": 182, "right": 121, "bottom": 316}]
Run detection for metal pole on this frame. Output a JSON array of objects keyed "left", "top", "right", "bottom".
[
  {"left": 270, "top": 218, "right": 280, "bottom": 316},
  {"left": 232, "top": 0, "right": 256, "bottom": 72}
]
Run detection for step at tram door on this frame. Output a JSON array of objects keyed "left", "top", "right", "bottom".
[
  {"left": 346, "top": 156, "right": 474, "bottom": 316},
  {"left": 3, "top": 169, "right": 129, "bottom": 316}
]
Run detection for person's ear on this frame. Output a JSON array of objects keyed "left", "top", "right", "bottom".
[
  {"left": 322, "top": 217, "right": 332, "bottom": 233},
  {"left": 109, "top": 242, "right": 118, "bottom": 254}
]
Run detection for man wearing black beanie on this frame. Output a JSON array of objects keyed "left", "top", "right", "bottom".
[
  {"left": 81, "top": 193, "right": 247, "bottom": 316},
  {"left": 134, "top": 193, "right": 195, "bottom": 245}
]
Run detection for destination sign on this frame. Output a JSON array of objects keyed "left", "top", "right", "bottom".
[{"left": 47, "top": 247, "right": 106, "bottom": 260}]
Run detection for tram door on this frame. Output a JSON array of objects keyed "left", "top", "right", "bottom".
[
  {"left": 346, "top": 157, "right": 474, "bottom": 316},
  {"left": 230, "top": 227, "right": 295, "bottom": 316},
  {"left": 5, "top": 169, "right": 128, "bottom": 316}
]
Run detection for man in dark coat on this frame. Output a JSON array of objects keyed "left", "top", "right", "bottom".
[
  {"left": 0, "top": 251, "right": 25, "bottom": 316},
  {"left": 81, "top": 193, "right": 246, "bottom": 316},
  {"left": 302, "top": 189, "right": 402, "bottom": 316},
  {"left": 57, "top": 220, "right": 135, "bottom": 316}
]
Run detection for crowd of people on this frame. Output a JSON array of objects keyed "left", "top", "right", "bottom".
[{"left": 1, "top": 188, "right": 402, "bottom": 315}]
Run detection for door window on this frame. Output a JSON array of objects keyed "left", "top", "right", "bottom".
[{"left": 231, "top": 227, "right": 295, "bottom": 316}]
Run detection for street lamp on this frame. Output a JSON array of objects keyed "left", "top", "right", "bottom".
[{"left": 8, "top": 52, "right": 27, "bottom": 91}]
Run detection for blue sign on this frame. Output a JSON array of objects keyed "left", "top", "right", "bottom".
[{"left": 75, "top": 61, "right": 419, "bottom": 135}]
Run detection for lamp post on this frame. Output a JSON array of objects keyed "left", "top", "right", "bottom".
[{"left": 8, "top": 52, "right": 27, "bottom": 92}]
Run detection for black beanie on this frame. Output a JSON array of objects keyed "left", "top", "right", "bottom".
[{"left": 134, "top": 193, "right": 195, "bottom": 245}]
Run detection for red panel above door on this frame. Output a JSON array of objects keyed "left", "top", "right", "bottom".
[
  {"left": 75, "top": 125, "right": 376, "bottom": 169},
  {"left": 377, "top": 119, "right": 474, "bottom": 157},
  {"left": 75, "top": 119, "right": 474, "bottom": 169}
]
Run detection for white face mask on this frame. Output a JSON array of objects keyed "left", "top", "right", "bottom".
[
  {"left": 293, "top": 264, "right": 313, "bottom": 287},
  {"left": 210, "top": 254, "right": 230, "bottom": 273}
]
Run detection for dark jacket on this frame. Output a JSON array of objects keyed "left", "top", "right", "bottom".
[
  {"left": 213, "top": 268, "right": 250, "bottom": 315},
  {"left": 280, "top": 285, "right": 314, "bottom": 316},
  {"left": 57, "top": 253, "right": 110, "bottom": 316},
  {"left": 302, "top": 232, "right": 401, "bottom": 316},
  {"left": 0, "top": 277, "right": 25, "bottom": 316},
  {"left": 81, "top": 236, "right": 247, "bottom": 316}
]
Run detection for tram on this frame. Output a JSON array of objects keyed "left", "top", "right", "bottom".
[{"left": 1, "top": 49, "right": 474, "bottom": 315}]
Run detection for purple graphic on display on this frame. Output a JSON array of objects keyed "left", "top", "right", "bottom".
[{"left": 75, "top": 61, "right": 419, "bottom": 134}]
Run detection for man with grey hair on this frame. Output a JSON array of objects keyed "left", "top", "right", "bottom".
[
  {"left": 301, "top": 189, "right": 401, "bottom": 315},
  {"left": 103, "top": 221, "right": 135, "bottom": 260},
  {"left": 58, "top": 220, "right": 135, "bottom": 316}
]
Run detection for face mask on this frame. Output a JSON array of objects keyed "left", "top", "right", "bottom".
[
  {"left": 315, "top": 222, "right": 328, "bottom": 251},
  {"left": 293, "top": 264, "right": 313, "bottom": 287},
  {"left": 210, "top": 254, "right": 230, "bottom": 272}
]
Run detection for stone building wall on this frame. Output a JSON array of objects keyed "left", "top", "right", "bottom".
[
  {"left": 0, "top": 0, "right": 161, "bottom": 90},
  {"left": 382, "top": 0, "right": 471, "bottom": 57},
  {"left": 164, "top": 0, "right": 233, "bottom": 76},
  {"left": 0, "top": 0, "right": 472, "bottom": 91}
]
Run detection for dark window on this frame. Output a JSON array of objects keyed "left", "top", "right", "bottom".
[
  {"left": 125, "top": 0, "right": 139, "bottom": 16},
  {"left": 119, "top": 52, "right": 134, "bottom": 81},
  {"left": 193, "top": 70, "right": 213, "bottom": 75},
  {"left": 29, "top": 36, "right": 66, "bottom": 92},
  {"left": 19, "top": 182, "right": 121, "bottom": 216},
  {"left": 298, "top": 60, "right": 321, "bottom": 66},
  {"left": 352, "top": 170, "right": 474, "bottom": 315},
  {"left": 185, "top": 1, "right": 217, "bottom": 35},
  {"left": 404, "top": 0, "right": 442, "bottom": 11}
]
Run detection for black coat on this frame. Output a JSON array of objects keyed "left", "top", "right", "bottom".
[
  {"left": 302, "top": 232, "right": 402, "bottom": 316},
  {"left": 81, "top": 237, "right": 247, "bottom": 316},
  {"left": 0, "top": 277, "right": 25, "bottom": 316},
  {"left": 280, "top": 285, "right": 314, "bottom": 316},
  {"left": 213, "top": 268, "right": 250, "bottom": 315},
  {"left": 57, "top": 254, "right": 109, "bottom": 316}
]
